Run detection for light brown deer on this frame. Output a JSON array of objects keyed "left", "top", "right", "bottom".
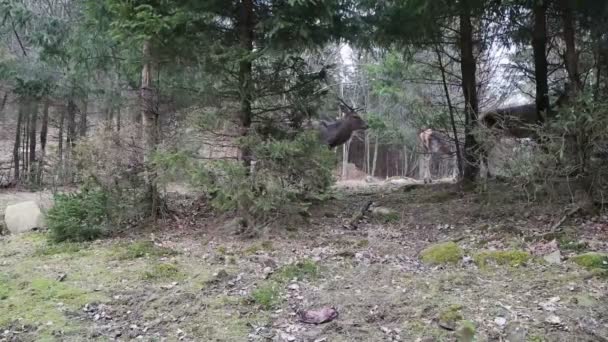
[{"left": 419, "top": 128, "right": 456, "bottom": 184}]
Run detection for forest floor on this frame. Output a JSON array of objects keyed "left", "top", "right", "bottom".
[{"left": 1, "top": 180, "right": 607, "bottom": 342}]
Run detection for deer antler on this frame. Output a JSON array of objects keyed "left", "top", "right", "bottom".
[{"left": 337, "top": 97, "right": 363, "bottom": 113}]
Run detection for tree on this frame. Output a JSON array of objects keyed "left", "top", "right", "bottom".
[
  {"left": 459, "top": 0, "right": 481, "bottom": 181},
  {"left": 532, "top": 0, "right": 549, "bottom": 123}
]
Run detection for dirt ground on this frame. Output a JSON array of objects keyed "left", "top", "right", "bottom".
[{"left": 1, "top": 180, "right": 607, "bottom": 342}]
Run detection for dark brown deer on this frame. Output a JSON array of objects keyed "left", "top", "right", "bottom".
[
  {"left": 476, "top": 84, "right": 572, "bottom": 177},
  {"left": 418, "top": 128, "right": 455, "bottom": 184},
  {"left": 318, "top": 99, "right": 368, "bottom": 149}
]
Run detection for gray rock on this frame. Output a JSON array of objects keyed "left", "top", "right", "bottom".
[
  {"left": 4, "top": 201, "right": 45, "bottom": 234},
  {"left": 543, "top": 250, "right": 562, "bottom": 264},
  {"left": 505, "top": 322, "right": 527, "bottom": 342}
]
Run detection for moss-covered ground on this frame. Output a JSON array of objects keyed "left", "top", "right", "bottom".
[{"left": 1, "top": 181, "right": 607, "bottom": 341}]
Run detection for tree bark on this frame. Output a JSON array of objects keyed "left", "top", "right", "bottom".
[
  {"left": 13, "top": 100, "right": 24, "bottom": 182},
  {"left": 38, "top": 98, "right": 49, "bottom": 185},
  {"left": 23, "top": 105, "right": 29, "bottom": 177},
  {"left": 532, "top": 0, "right": 549, "bottom": 122},
  {"left": 560, "top": 0, "right": 581, "bottom": 94},
  {"left": 403, "top": 146, "right": 409, "bottom": 177},
  {"left": 141, "top": 39, "right": 160, "bottom": 218},
  {"left": 58, "top": 105, "right": 65, "bottom": 162},
  {"left": 238, "top": 0, "right": 255, "bottom": 170},
  {"left": 116, "top": 106, "right": 121, "bottom": 132},
  {"left": 435, "top": 46, "right": 463, "bottom": 179},
  {"left": 28, "top": 100, "right": 38, "bottom": 181},
  {"left": 66, "top": 97, "right": 77, "bottom": 150},
  {"left": 371, "top": 134, "right": 379, "bottom": 177},
  {"left": 79, "top": 97, "right": 88, "bottom": 137},
  {"left": 459, "top": 3, "right": 480, "bottom": 182},
  {"left": 0, "top": 92, "right": 7, "bottom": 121}
]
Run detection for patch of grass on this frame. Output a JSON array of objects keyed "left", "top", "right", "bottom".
[
  {"left": 251, "top": 282, "right": 282, "bottom": 310},
  {"left": 420, "top": 242, "right": 463, "bottom": 265},
  {"left": 273, "top": 259, "right": 319, "bottom": 282},
  {"left": 380, "top": 211, "right": 400, "bottom": 223},
  {"left": 34, "top": 242, "right": 83, "bottom": 256},
  {"left": 439, "top": 304, "right": 464, "bottom": 323},
  {"left": 558, "top": 237, "right": 588, "bottom": 252},
  {"left": 473, "top": 250, "right": 531, "bottom": 268},
  {"left": 421, "top": 190, "right": 458, "bottom": 203},
  {"left": 142, "top": 263, "right": 184, "bottom": 281},
  {"left": 371, "top": 208, "right": 400, "bottom": 223},
  {"left": 456, "top": 320, "right": 476, "bottom": 342},
  {"left": 355, "top": 239, "right": 369, "bottom": 248},
  {"left": 571, "top": 252, "right": 608, "bottom": 271},
  {"left": 217, "top": 246, "right": 228, "bottom": 255},
  {"left": 0, "top": 276, "right": 101, "bottom": 337},
  {"left": 114, "top": 241, "right": 177, "bottom": 260},
  {"left": 0, "top": 273, "right": 9, "bottom": 300},
  {"left": 243, "top": 241, "right": 274, "bottom": 255},
  {"left": 528, "top": 336, "right": 545, "bottom": 342}
]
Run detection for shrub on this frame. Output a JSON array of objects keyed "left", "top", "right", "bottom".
[
  {"left": 73, "top": 128, "right": 151, "bottom": 225},
  {"left": 46, "top": 186, "right": 109, "bottom": 243},
  {"left": 155, "top": 130, "right": 336, "bottom": 226}
]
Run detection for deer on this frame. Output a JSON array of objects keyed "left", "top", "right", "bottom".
[
  {"left": 418, "top": 128, "right": 456, "bottom": 184},
  {"left": 476, "top": 84, "right": 572, "bottom": 178},
  {"left": 317, "top": 99, "right": 368, "bottom": 149}
]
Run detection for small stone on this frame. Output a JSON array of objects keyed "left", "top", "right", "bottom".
[
  {"left": 380, "top": 326, "right": 391, "bottom": 334},
  {"left": 546, "top": 315, "right": 561, "bottom": 325},
  {"left": 539, "top": 297, "right": 560, "bottom": 312},
  {"left": 543, "top": 250, "right": 562, "bottom": 264},
  {"left": 494, "top": 317, "right": 507, "bottom": 327},
  {"left": 505, "top": 322, "right": 527, "bottom": 342},
  {"left": 288, "top": 283, "right": 300, "bottom": 291}
]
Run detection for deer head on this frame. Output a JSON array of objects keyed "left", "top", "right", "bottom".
[{"left": 318, "top": 99, "right": 368, "bottom": 149}]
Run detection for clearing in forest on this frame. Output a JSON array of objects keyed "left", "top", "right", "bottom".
[{"left": 0, "top": 182, "right": 607, "bottom": 341}]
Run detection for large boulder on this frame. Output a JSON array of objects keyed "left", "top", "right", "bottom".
[{"left": 4, "top": 201, "right": 45, "bottom": 234}]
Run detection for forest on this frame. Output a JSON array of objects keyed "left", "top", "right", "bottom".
[{"left": 0, "top": 0, "right": 607, "bottom": 341}]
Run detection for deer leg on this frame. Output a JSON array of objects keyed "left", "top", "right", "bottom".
[{"left": 424, "top": 153, "right": 432, "bottom": 184}]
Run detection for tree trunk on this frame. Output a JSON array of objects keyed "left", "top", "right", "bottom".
[
  {"left": 371, "top": 134, "right": 379, "bottom": 177},
  {"left": 238, "top": 0, "right": 254, "bottom": 170},
  {"left": 38, "top": 98, "right": 49, "bottom": 185},
  {"left": 403, "top": 146, "right": 409, "bottom": 177},
  {"left": 13, "top": 100, "right": 24, "bottom": 182},
  {"left": 435, "top": 46, "right": 463, "bottom": 179},
  {"left": 58, "top": 106, "right": 65, "bottom": 162},
  {"left": 79, "top": 97, "right": 88, "bottom": 137},
  {"left": 0, "top": 92, "right": 7, "bottom": 121},
  {"left": 141, "top": 39, "right": 160, "bottom": 218},
  {"left": 24, "top": 105, "right": 29, "bottom": 177},
  {"left": 560, "top": 0, "right": 581, "bottom": 94},
  {"left": 532, "top": 0, "right": 549, "bottom": 122},
  {"left": 365, "top": 131, "right": 370, "bottom": 174},
  {"left": 459, "top": 4, "right": 480, "bottom": 182},
  {"left": 116, "top": 106, "right": 121, "bottom": 132},
  {"left": 28, "top": 100, "right": 38, "bottom": 181},
  {"left": 66, "top": 97, "right": 77, "bottom": 150}
]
